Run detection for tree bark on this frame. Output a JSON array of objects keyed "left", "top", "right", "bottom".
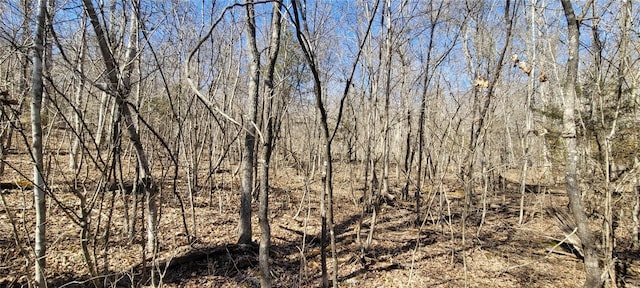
[
  {"left": 239, "top": 0, "right": 260, "bottom": 246},
  {"left": 559, "top": 1, "right": 603, "bottom": 287},
  {"left": 31, "top": 0, "right": 48, "bottom": 287},
  {"left": 380, "top": 0, "right": 392, "bottom": 200},
  {"left": 257, "top": 2, "right": 283, "bottom": 287}
]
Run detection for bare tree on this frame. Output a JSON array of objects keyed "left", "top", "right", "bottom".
[
  {"left": 31, "top": 0, "right": 48, "bottom": 286},
  {"left": 238, "top": 0, "right": 260, "bottom": 247},
  {"left": 559, "top": 1, "right": 603, "bottom": 287},
  {"left": 257, "top": 2, "right": 284, "bottom": 287},
  {"left": 380, "top": 0, "right": 392, "bottom": 201},
  {"left": 463, "top": 0, "right": 515, "bottom": 216},
  {"left": 517, "top": 1, "right": 537, "bottom": 225},
  {"left": 68, "top": 13, "right": 87, "bottom": 171},
  {"left": 289, "top": 3, "right": 335, "bottom": 284},
  {"left": 5, "top": 0, "right": 640, "bottom": 286},
  {"left": 415, "top": 0, "right": 445, "bottom": 224},
  {"left": 289, "top": 1, "right": 378, "bottom": 286},
  {"left": 81, "top": 1, "right": 160, "bottom": 282}
]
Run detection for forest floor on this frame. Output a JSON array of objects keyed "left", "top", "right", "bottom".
[{"left": 1, "top": 152, "right": 640, "bottom": 287}]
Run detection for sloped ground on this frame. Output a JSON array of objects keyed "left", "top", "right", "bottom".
[{"left": 1, "top": 157, "right": 639, "bottom": 287}]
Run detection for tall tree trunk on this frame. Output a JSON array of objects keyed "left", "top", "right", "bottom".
[
  {"left": 31, "top": 0, "right": 48, "bottom": 287},
  {"left": 381, "top": 0, "right": 392, "bottom": 200},
  {"left": 81, "top": 0, "right": 158, "bottom": 262},
  {"left": 239, "top": 0, "right": 260, "bottom": 246},
  {"left": 465, "top": 0, "right": 514, "bottom": 216},
  {"left": 290, "top": 3, "right": 330, "bottom": 285},
  {"left": 634, "top": 173, "right": 640, "bottom": 248},
  {"left": 291, "top": 2, "right": 377, "bottom": 285},
  {"left": 415, "top": 0, "right": 443, "bottom": 224},
  {"left": 257, "top": 2, "right": 283, "bottom": 287},
  {"left": 95, "top": 89, "right": 110, "bottom": 147},
  {"left": 559, "top": 1, "right": 603, "bottom": 287},
  {"left": 518, "top": 0, "right": 537, "bottom": 225},
  {"left": 70, "top": 14, "right": 87, "bottom": 170},
  {"left": 601, "top": 0, "right": 630, "bottom": 285}
]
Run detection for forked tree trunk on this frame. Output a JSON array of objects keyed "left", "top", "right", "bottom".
[
  {"left": 559, "top": 1, "right": 603, "bottom": 287},
  {"left": 291, "top": 2, "right": 377, "bottom": 286},
  {"left": 290, "top": 3, "right": 332, "bottom": 286}
]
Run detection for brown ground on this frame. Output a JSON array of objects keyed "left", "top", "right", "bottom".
[{"left": 1, "top": 149, "right": 639, "bottom": 287}]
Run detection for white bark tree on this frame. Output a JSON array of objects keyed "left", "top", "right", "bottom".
[{"left": 31, "top": 0, "right": 48, "bottom": 286}]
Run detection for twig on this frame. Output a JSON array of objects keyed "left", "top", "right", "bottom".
[
  {"left": 225, "top": 246, "right": 242, "bottom": 275},
  {"left": 58, "top": 272, "right": 118, "bottom": 288}
]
